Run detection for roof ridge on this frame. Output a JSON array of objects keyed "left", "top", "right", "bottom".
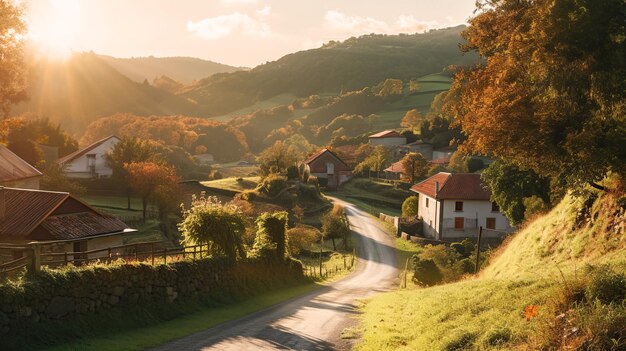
[{"left": 58, "top": 135, "right": 119, "bottom": 164}]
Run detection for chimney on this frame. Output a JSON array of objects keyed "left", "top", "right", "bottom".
[
  {"left": 435, "top": 181, "right": 439, "bottom": 194},
  {"left": 0, "top": 186, "right": 5, "bottom": 222}
]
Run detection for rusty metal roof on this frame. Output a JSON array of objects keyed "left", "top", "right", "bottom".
[
  {"left": 0, "top": 145, "right": 43, "bottom": 183},
  {"left": 0, "top": 187, "right": 130, "bottom": 241}
]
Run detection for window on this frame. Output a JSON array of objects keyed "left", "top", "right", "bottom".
[
  {"left": 491, "top": 202, "right": 500, "bottom": 212},
  {"left": 486, "top": 217, "right": 496, "bottom": 229},
  {"left": 455, "top": 201, "right": 464, "bottom": 212},
  {"left": 86, "top": 154, "right": 96, "bottom": 173},
  {"left": 454, "top": 217, "right": 464, "bottom": 229},
  {"left": 425, "top": 198, "right": 429, "bottom": 208}
]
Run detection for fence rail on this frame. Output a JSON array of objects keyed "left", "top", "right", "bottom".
[{"left": 0, "top": 240, "right": 221, "bottom": 278}]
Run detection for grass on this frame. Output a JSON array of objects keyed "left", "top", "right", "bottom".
[
  {"left": 45, "top": 282, "right": 321, "bottom": 351},
  {"left": 212, "top": 93, "right": 299, "bottom": 122},
  {"left": 202, "top": 176, "right": 260, "bottom": 193},
  {"left": 355, "top": 189, "right": 626, "bottom": 350},
  {"left": 211, "top": 163, "right": 260, "bottom": 178},
  {"left": 298, "top": 235, "right": 357, "bottom": 282},
  {"left": 332, "top": 178, "right": 411, "bottom": 217}
]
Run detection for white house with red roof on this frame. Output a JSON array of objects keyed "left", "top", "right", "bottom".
[
  {"left": 58, "top": 136, "right": 120, "bottom": 179},
  {"left": 368, "top": 130, "right": 407, "bottom": 148},
  {"left": 410, "top": 172, "right": 513, "bottom": 240}
]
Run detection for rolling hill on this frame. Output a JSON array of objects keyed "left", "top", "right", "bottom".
[{"left": 98, "top": 55, "right": 245, "bottom": 84}]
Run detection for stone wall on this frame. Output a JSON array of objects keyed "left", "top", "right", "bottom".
[{"left": 0, "top": 257, "right": 303, "bottom": 337}]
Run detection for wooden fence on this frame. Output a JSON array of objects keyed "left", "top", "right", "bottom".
[{"left": 0, "top": 241, "right": 214, "bottom": 278}]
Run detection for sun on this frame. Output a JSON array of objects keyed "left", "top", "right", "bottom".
[{"left": 28, "top": 0, "right": 82, "bottom": 60}]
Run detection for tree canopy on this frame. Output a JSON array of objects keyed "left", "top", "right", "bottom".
[
  {"left": 0, "top": 1, "right": 27, "bottom": 117},
  {"left": 446, "top": 0, "right": 626, "bottom": 191}
]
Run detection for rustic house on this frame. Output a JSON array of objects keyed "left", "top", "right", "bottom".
[
  {"left": 410, "top": 172, "right": 513, "bottom": 240},
  {"left": 368, "top": 130, "right": 407, "bottom": 148},
  {"left": 384, "top": 160, "right": 405, "bottom": 180},
  {"left": 57, "top": 135, "right": 120, "bottom": 179},
  {"left": 396, "top": 140, "right": 434, "bottom": 160},
  {"left": 303, "top": 148, "right": 352, "bottom": 190},
  {"left": 0, "top": 187, "right": 135, "bottom": 261},
  {"left": 0, "top": 144, "right": 43, "bottom": 190}
]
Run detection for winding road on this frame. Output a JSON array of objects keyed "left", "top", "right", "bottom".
[{"left": 150, "top": 199, "right": 398, "bottom": 351}]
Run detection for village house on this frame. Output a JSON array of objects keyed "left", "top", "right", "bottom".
[
  {"left": 0, "top": 144, "right": 43, "bottom": 190},
  {"left": 432, "top": 146, "right": 456, "bottom": 160},
  {"left": 57, "top": 135, "right": 120, "bottom": 179},
  {"left": 304, "top": 148, "right": 352, "bottom": 190},
  {"left": 411, "top": 172, "right": 513, "bottom": 240},
  {"left": 0, "top": 187, "right": 135, "bottom": 262},
  {"left": 368, "top": 130, "right": 407, "bottom": 148},
  {"left": 384, "top": 160, "right": 405, "bottom": 180},
  {"left": 396, "top": 140, "right": 434, "bottom": 160}
]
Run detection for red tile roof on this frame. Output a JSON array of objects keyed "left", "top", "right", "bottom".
[
  {"left": 430, "top": 156, "right": 451, "bottom": 165},
  {"left": 410, "top": 172, "right": 491, "bottom": 200},
  {"left": 0, "top": 187, "right": 130, "bottom": 241},
  {"left": 384, "top": 160, "right": 405, "bottom": 173},
  {"left": 369, "top": 130, "right": 403, "bottom": 138},
  {"left": 0, "top": 145, "right": 43, "bottom": 183},
  {"left": 58, "top": 135, "right": 120, "bottom": 164}
]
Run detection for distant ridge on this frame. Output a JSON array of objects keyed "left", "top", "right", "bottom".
[{"left": 98, "top": 55, "right": 246, "bottom": 84}]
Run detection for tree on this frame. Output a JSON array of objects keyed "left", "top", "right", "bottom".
[
  {"left": 40, "top": 163, "right": 86, "bottom": 196},
  {"left": 354, "top": 145, "right": 392, "bottom": 178},
  {"left": 7, "top": 140, "right": 43, "bottom": 166},
  {"left": 401, "top": 109, "right": 425, "bottom": 131},
  {"left": 287, "top": 226, "right": 321, "bottom": 256},
  {"left": 178, "top": 195, "right": 246, "bottom": 261},
  {"left": 124, "top": 162, "right": 180, "bottom": 221},
  {"left": 6, "top": 118, "right": 78, "bottom": 158},
  {"left": 402, "top": 196, "right": 419, "bottom": 219},
  {"left": 445, "top": 0, "right": 626, "bottom": 191},
  {"left": 106, "top": 138, "right": 155, "bottom": 209},
  {"left": 0, "top": 1, "right": 27, "bottom": 117},
  {"left": 251, "top": 211, "right": 289, "bottom": 261},
  {"left": 322, "top": 204, "right": 351, "bottom": 251},
  {"left": 401, "top": 152, "right": 428, "bottom": 184},
  {"left": 257, "top": 140, "right": 299, "bottom": 176},
  {"left": 447, "top": 152, "right": 469, "bottom": 173},
  {"left": 481, "top": 160, "right": 551, "bottom": 225}
]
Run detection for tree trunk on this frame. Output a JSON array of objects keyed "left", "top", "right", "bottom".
[
  {"left": 588, "top": 182, "right": 606, "bottom": 191},
  {"left": 331, "top": 237, "right": 336, "bottom": 251},
  {"left": 142, "top": 197, "right": 147, "bottom": 222}
]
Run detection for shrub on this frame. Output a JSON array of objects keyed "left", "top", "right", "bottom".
[
  {"left": 584, "top": 266, "right": 626, "bottom": 304},
  {"left": 178, "top": 195, "right": 246, "bottom": 261},
  {"left": 287, "top": 226, "right": 322, "bottom": 256},
  {"left": 411, "top": 256, "right": 443, "bottom": 286},
  {"left": 261, "top": 174, "right": 288, "bottom": 197},
  {"left": 322, "top": 204, "right": 351, "bottom": 251},
  {"left": 523, "top": 195, "right": 548, "bottom": 220},
  {"left": 401, "top": 196, "right": 419, "bottom": 219},
  {"left": 286, "top": 165, "right": 299, "bottom": 180},
  {"left": 251, "top": 211, "right": 289, "bottom": 261}
]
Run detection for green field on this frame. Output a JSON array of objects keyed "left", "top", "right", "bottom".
[
  {"left": 202, "top": 176, "right": 260, "bottom": 193},
  {"left": 332, "top": 178, "right": 412, "bottom": 217},
  {"left": 211, "top": 163, "right": 260, "bottom": 178},
  {"left": 355, "top": 191, "right": 626, "bottom": 350},
  {"left": 212, "top": 93, "right": 299, "bottom": 122}
]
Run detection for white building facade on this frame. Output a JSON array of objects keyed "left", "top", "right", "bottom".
[
  {"left": 368, "top": 130, "right": 407, "bottom": 148},
  {"left": 58, "top": 136, "right": 120, "bottom": 179},
  {"left": 412, "top": 172, "right": 514, "bottom": 240}
]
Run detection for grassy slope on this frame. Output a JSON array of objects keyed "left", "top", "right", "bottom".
[
  {"left": 332, "top": 179, "right": 412, "bottom": 217},
  {"left": 356, "top": 190, "right": 626, "bottom": 351},
  {"left": 202, "top": 177, "right": 261, "bottom": 193}
]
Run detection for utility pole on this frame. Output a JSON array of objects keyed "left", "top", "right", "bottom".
[{"left": 475, "top": 226, "right": 483, "bottom": 274}]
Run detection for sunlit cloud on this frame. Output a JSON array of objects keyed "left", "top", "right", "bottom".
[
  {"left": 187, "top": 12, "right": 271, "bottom": 40},
  {"left": 256, "top": 6, "right": 271, "bottom": 17},
  {"left": 324, "top": 10, "right": 439, "bottom": 36},
  {"left": 221, "top": 0, "right": 258, "bottom": 4}
]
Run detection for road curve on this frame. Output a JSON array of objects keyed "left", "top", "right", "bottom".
[{"left": 150, "top": 199, "right": 398, "bottom": 351}]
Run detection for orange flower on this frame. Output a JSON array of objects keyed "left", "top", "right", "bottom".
[{"left": 524, "top": 305, "right": 538, "bottom": 321}]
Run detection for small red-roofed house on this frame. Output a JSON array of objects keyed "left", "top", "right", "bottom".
[
  {"left": 303, "top": 149, "right": 352, "bottom": 190},
  {"left": 368, "top": 130, "right": 407, "bottom": 148},
  {"left": 410, "top": 172, "right": 513, "bottom": 239},
  {"left": 0, "top": 145, "right": 43, "bottom": 190}
]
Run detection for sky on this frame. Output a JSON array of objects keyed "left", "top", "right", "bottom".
[{"left": 24, "top": 0, "right": 477, "bottom": 67}]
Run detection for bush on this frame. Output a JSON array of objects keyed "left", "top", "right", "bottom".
[
  {"left": 584, "top": 266, "right": 626, "bottom": 304},
  {"left": 322, "top": 204, "right": 351, "bottom": 251},
  {"left": 260, "top": 174, "right": 288, "bottom": 197},
  {"left": 286, "top": 165, "right": 299, "bottom": 180},
  {"left": 401, "top": 196, "right": 419, "bottom": 219},
  {"left": 411, "top": 256, "right": 443, "bottom": 286},
  {"left": 287, "top": 226, "right": 322, "bottom": 256},
  {"left": 523, "top": 195, "right": 548, "bottom": 220},
  {"left": 251, "top": 211, "right": 289, "bottom": 261}
]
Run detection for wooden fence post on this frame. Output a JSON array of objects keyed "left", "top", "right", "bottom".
[
  {"left": 475, "top": 226, "right": 483, "bottom": 274},
  {"left": 30, "top": 243, "right": 41, "bottom": 273}
]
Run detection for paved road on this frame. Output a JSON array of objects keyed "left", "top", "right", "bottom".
[{"left": 150, "top": 199, "right": 398, "bottom": 351}]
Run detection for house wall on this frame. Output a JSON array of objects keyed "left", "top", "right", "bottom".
[
  {"left": 64, "top": 138, "right": 119, "bottom": 178},
  {"left": 369, "top": 137, "right": 407, "bottom": 148},
  {"left": 433, "top": 149, "right": 455, "bottom": 159},
  {"left": 440, "top": 199, "right": 512, "bottom": 239},
  {"left": 418, "top": 193, "right": 440, "bottom": 239},
  {"left": 0, "top": 177, "right": 41, "bottom": 190}
]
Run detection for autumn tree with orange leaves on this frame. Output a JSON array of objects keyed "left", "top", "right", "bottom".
[
  {"left": 445, "top": 0, "right": 626, "bottom": 192},
  {"left": 124, "top": 162, "right": 181, "bottom": 221}
]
